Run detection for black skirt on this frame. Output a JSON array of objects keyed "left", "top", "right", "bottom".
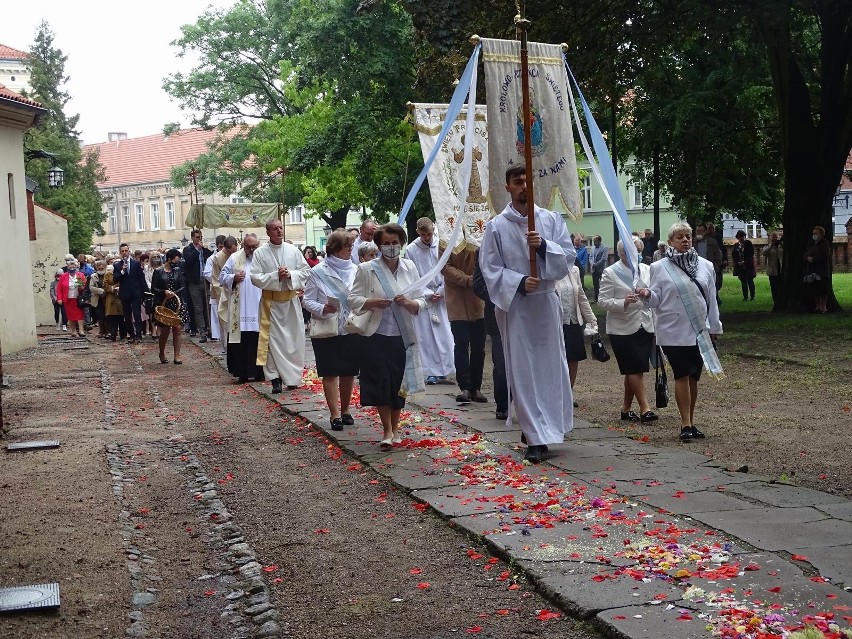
[
  {"left": 661, "top": 344, "right": 703, "bottom": 381},
  {"left": 609, "top": 328, "right": 653, "bottom": 375},
  {"left": 562, "top": 323, "right": 587, "bottom": 363},
  {"left": 359, "top": 334, "right": 406, "bottom": 410},
  {"left": 312, "top": 334, "right": 361, "bottom": 378}
]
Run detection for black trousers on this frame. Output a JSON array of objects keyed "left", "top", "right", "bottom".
[
  {"left": 768, "top": 275, "right": 781, "bottom": 307},
  {"left": 53, "top": 302, "right": 67, "bottom": 326},
  {"left": 490, "top": 332, "right": 508, "bottom": 413},
  {"left": 122, "top": 296, "right": 143, "bottom": 338},
  {"left": 739, "top": 275, "right": 755, "bottom": 300},
  {"left": 451, "top": 319, "right": 486, "bottom": 392}
]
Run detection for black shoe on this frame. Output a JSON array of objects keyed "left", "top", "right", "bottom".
[
  {"left": 341, "top": 413, "right": 355, "bottom": 426},
  {"left": 237, "top": 376, "right": 248, "bottom": 383},
  {"left": 199, "top": 336, "right": 208, "bottom": 343},
  {"left": 640, "top": 411, "right": 659, "bottom": 423},
  {"left": 524, "top": 445, "right": 544, "bottom": 464},
  {"left": 573, "top": 401, "right": 579, "bottom": 408},
  {"left": 680, "top": 426, "right": 693, "bottom": 442},
  {"left": 690, "top": 425, "right": 706, "bottom": 439},
  {"left": 286, "top": 385, "right": 298, "bottom": 390},
  {"left": 271, "top": 378, "right": 283, "bottom": 394},
  {"left": 330, "top": 417, "right": 344, "bottom": 431},
  {"left": 471, "top": 390, "right": 488, "bottom": 403},
  {"left": 620, "top": 410, "right": 640, "bottom": 422},
  {"left": 495, "top": 410, "right": 508, "bottom": 420},
  {"left": 456, "top": 390, "right": 472, "bottom": 403}
]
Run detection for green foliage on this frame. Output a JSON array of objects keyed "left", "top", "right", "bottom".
[
  {"left": 23, "top": 21, "right": 106, "bottom": 256},
  {"left": 165, "top": 0, "right": 426, "bottom": 229}
]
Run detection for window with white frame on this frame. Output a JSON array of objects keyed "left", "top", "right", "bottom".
[
  {"left": 165, "top": 200, "right": 176, "bottom": 229},
  {"left": 582, "top": 176, "right": 592, "bottom": 210},
  {"left": 135, "top": 203, "right": 145, "bottom": 231},
  {"left": 150, "top": 202, "right": 160, "bottom": 230},
  {"left": 121, "top": 205, "right": 131, "bottom": 233},
  {"left": 230, "top": 194, "right": 246, "bottom": 203},
  {"left": 108, "top": 206, "right": 117, "bottom": 233},
  {"left": 629, "top": 183, "right": 645, "bottom": 209},
  {"left": 289, "top": 205, "right": 304, "bottom": 224}
]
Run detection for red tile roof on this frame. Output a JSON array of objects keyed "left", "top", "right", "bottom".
[
  {"left": 0, "top": 83, "right": 44, "bottom": 109},
  {"left": 0, "top": 44, "right": 28, "bottom": 60},
  {"left": 83, "top": 128, "right": 243, "bottom": 189}
]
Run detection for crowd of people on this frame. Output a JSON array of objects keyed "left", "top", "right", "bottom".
[{"left": 56, "top": 171, "right": 838, "bottom": 462}]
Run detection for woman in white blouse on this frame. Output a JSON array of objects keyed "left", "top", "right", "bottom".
[
  {"left": 555, "top": 265, "right": 597, "bottom": 408},
  {"left": 302, "top": 230, "right": 359, "bottom": 432},
  {"left": 597, "top": 237, "right": 657, "bottom": 423}
]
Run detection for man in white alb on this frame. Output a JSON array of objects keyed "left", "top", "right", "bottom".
[
  {"left": 405, "top": 217, "right": 455, "bottom": 384},
  {"left": 220, "top": 234, "right": 263, "bottom": 383},
  {"left": 479, "top": 166, "right": 576, "bottom": 463},
  {"left": 250, "top": 220, "right": 311, "bottom": 393}
]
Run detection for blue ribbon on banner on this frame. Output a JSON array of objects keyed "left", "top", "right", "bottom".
[
  {"left": 397, "top": 44, "right": 482, "bottom": 226},
  {"left": 563, "top": 56, "right": 639, "bottom": 281}
]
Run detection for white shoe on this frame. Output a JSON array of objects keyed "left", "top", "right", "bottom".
[{"left": 62, "top": 326, "right": 67, "bottom": 331}]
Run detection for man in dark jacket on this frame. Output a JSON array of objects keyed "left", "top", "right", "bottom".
[
  {"left": 112, "top": 242, "right": 148, "bottom": 344},
  {"left": 182, "top": 229, "right": 213, "bottom": 342}
]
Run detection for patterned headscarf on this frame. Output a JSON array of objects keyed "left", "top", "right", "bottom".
[{"left": 665, "top": 245, "right": 699, "bottom": 278}]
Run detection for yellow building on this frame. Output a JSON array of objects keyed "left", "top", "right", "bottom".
[{"left": 84, "top": 129, "right": 305, "bottom": 253}]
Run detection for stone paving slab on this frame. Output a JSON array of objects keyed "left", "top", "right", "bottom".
[
  {"left": 598, "top": 602, "right": 711, "bottom": 639},
  {"left": 413, "top": 485, "right": 538, "bottom": 518},
  {"left": 526, "top": 561, "right": 688, "bottom": 618},
  {"left": 688, "top": 507, "right": 852, "bottom": 552},
  {"left": 818, "top": 502, "right": 852, "bottom": 521},
  {"left": 637, "top": 489, "right": 760, "bottom": 515},
  {"left": 723, "top": 481, "right": 850, "bottom": 508},
  {"left": 786, "top": 545, "right": 852, "bottom": 586}
]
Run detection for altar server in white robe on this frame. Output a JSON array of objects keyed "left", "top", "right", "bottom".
[
  {"left": 405, "top": 217, "right": 455, "bottom": 383},
  {"left": 220, "top": 234, "right": 264, "bottom": 383},
  {"left": 249, "top": 220, "right": 311, "bottom": 393},
  {"left": 479, "top": 166, "right": 576, "bottom": 463}
]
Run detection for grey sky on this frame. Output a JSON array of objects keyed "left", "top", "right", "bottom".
[{"left": 0, "top": 0, "right": 232, "bottom": 145}]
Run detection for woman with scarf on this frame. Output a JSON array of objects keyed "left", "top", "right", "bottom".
[
  {"left": 598, "top": 237, "right": 657, "bottom": 423},
  {"left": 302, "top": 231, "right": 360, "bottom": 431},
  {"left": 348, "top": 223, "right": 425, "bottom": 447},
  {"left": 637, "top": 222, "right": 722, "bottom": 442},
  {"left": 56, "top": 260, "right": 87, "bottom": 337}
]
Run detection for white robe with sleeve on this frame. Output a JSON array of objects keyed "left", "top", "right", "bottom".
[
  {"left": 249, "top": 242, "right": 311, "bottom": 385},
  {"left": 404, "top": 237, "right": 455, "bottom": 378},
  {"left": 203, "top": 254, "right": 220, "bottom": 340},
  {"left": 479, "top": 204, "right": 576, "bottom": 446}
]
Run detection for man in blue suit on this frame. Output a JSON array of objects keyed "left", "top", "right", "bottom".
[{"left": 113, "top": 242, "right": 148, "bottom": 344}]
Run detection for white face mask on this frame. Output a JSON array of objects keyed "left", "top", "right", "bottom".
[
  {"left": 812, "top": 234, "right": 820, "bottom": 241},
  {"left": 380, "top": 244, "right": 401, "bottom": 259},
  {"left": 695, "top": 234, "right": 704, "bottom": 241}
]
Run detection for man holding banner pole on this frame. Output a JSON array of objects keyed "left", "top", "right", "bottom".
[{"left": 479, "top": 166, "right": 576, "bottom": 463}]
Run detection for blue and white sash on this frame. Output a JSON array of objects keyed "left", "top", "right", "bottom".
[
  {"left": 312, "top": 266, "right": 351, "bottom": 314},
  {"left": 371, "top": 260, "right": 425, "bottom": 397},
  {"left": 661, "top": 259, "right": 724, "bottom": 378}
]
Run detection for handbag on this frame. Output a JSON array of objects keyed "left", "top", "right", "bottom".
[
  {"left": 309, "top": 313, "right": 339, "bottom": 339},
  {"left": 654, "top": 346, "right": 669, "bottom": 409},
  {"left": 590, "top": 333, "right": 611, "bottom": 362},
  {"left": 343, "top": 309, "right": 373, "bottom": 335}
]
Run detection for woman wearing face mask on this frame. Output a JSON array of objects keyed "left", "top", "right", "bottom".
[
  {"left": 151, "top": 248, "right": 188, "bottom": 364},
  {"left": 348, "top": 223, "right": 426, "bottom": 447},
  {"left": 805, "top": 226, "right": 831, "bottom": 313},
  {"left": 56, "top": 260, "right": 87, "bottom": 337}
]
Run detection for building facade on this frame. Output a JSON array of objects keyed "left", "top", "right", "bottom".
[
  {"left": 84, "top": 129, "right": 305, "bottom": 254},
  {"left": 0, "top": 84, "right": 45, "bottom": 353},
  {"left": 0, "top": 44, "right": 30, "bottom": 94}
]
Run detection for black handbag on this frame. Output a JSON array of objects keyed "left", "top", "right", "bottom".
[
  {"left": 590, "top": 334, "right": 611, "bottom": 363},
  {"left": 654, "top": 346, "right": 669, "bottom": 409}
]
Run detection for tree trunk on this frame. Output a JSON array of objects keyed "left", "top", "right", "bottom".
[{"left": 321, "top": 206, "right": 352, "bottom": 234}]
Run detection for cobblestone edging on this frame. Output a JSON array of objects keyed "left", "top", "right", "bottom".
[
  {"left": 99, "top": 361, "right": 117, "bottom": 430},
  {"left": 105, "top": 437, "right": 284, "bottom": 639}
]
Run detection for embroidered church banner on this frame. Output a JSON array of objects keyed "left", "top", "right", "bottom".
[
  {"left": 411, "top": 103, "right": 492, "bottom": 251},
  {"left": 481, "top": 38, "right": 582, "bottom": 221},
  {"left": 185, "top": 203, "right": 281, "bottom": 229}
]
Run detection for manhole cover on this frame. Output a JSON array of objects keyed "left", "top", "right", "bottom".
[
  {"left": 7, "top": 441, "right": 61, "bottom": 452},
  {"left": 0, "top": 583, "right": 60, "bottom": 612}
]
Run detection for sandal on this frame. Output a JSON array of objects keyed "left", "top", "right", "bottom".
[
  {"left": 173, "top": 360, "right": 183, "bottom": 365},
  {"left": 159, "top": 355, "right": 168, "bottom": 364},
  {"left": 620, "top": 410, "right": 641, "bottom": 422}
]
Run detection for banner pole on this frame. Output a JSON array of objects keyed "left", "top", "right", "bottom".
[{"left": 515, "top": 2, "right": 537, "bottom": 275}]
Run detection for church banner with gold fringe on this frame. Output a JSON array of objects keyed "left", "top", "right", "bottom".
[
  {"left": 480, "top": 38, "right": 582, "bottom": 221},
  {"left": 411, "top": 103, "right": 492, "bottom": 251},
  {"left": 185, "top": 203, "right": 281, "bottom": 229}
]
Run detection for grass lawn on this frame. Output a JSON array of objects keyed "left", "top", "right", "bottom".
[{"left": 719, "top": 271, "right": 852, "bottom": 312}]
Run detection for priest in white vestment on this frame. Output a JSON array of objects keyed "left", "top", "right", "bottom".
[
  {"left": 220, "top": 234, "right": 263, "bottom": 382},
  {"left": 405, "top": 218, "right": 455, "bottom": 383},
  {"left": 250, "top": 220, "right": 311, "bottom": 393},
  {"left": 479, "top": 166, "right": 576, "bottom": 463},
  {"left": 205, "top": 236, "right": 239, "bottom": 354}
]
